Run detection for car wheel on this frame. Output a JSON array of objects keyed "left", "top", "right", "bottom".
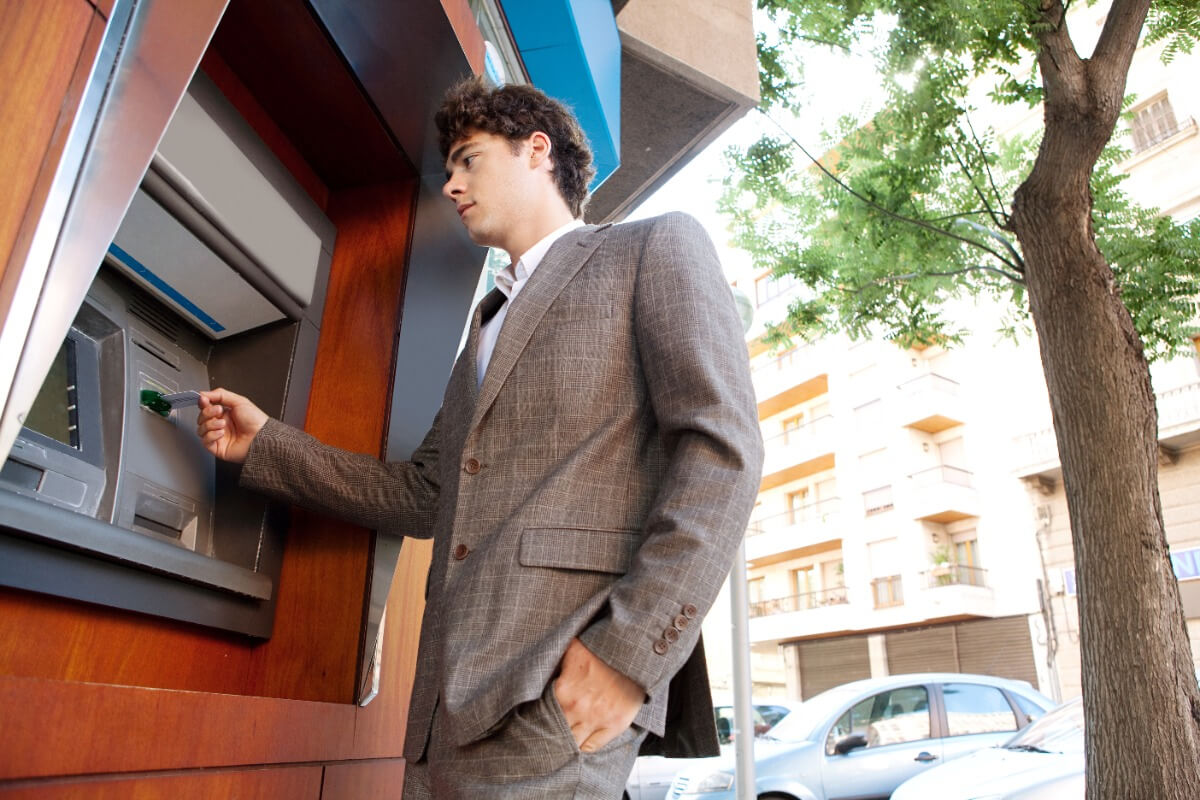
[{"left": 758, "top": 794, "right": 799, "bottom": 800}]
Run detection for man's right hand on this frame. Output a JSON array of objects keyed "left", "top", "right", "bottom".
[{"left": 196, "top": 388, "right": 268, "bottom": 464}]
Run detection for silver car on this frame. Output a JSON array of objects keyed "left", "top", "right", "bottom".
[
  {"left": 890, "top": 697, "right": 1084, "bottom": 800},
  {"left": 667, "top": 673, "right": 1054, "bottom": 800},
  {"left": 626, "top": 700, "right": 802, "bottom": 800}
]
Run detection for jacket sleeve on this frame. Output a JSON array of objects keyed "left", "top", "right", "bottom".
[
  {"left": 239, "top": 409, "right": 443, "bottom": 539},
  {"left": 578, "top": 212, "right": 764, "bottom": 695}
]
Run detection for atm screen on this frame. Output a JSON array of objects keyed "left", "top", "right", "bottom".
[{"left": 23, "top": 340, "right": 79, "bottom": 450}]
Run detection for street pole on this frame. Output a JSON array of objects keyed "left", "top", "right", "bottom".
[{"left": 730, "top": 538, "right": 756, "bottom": 800}]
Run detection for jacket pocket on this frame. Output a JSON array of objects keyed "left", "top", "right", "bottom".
[{"left": 519, "top": 527, "right": 639, "bottom": 574}]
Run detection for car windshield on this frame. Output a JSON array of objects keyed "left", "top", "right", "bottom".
[
  {"left": 763, "top": 686, "right": 864, "bottom": 743},
  {"left": 1003, "top": 698, "right": 1084, "bottom": 754}
]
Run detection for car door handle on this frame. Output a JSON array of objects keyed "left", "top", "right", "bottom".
[{"left": 914, "top": 752, "right": 938, "bottom": 763}]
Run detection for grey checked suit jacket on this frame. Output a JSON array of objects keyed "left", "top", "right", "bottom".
[{"left": 241, "top": 212, "right": 764, "bottom": 761}]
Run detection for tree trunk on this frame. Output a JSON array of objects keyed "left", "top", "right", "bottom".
[{"left": 1012, "top": 3, "right": 1200, "bottom": 796}]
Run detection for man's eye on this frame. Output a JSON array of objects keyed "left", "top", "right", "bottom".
[{"left": 464, "top": 155, "right": 476, "bottom": 167}]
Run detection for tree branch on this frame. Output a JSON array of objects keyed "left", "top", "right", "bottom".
[
  {"left": 872, "top": 264, "right": 1026, "bottom": 285},
  {"left": 1034, "top": 0, "right": 1087, "bottom": 107},
  {"left": 759, "top": 109, "right": 1025, "bottom": 274},
  {"left": 963, "top": 113, "right": 1011, "bottom": 221},
  {"left": 1089, "top": 0, "right": 1153, "bottom": 124},
  {"left": 947, "top": 139, "right": 1009, "bottom": 231}
]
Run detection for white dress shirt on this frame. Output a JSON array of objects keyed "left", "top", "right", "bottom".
[{"left": 477, "top": 219, "right": 585, "bottom": 386}]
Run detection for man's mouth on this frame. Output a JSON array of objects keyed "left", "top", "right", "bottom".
[{"left": 457, "top": 203, "right": 474, "bottom": 218}]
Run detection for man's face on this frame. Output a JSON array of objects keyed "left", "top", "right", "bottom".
[{"left": 443, "top": 131, "right": 536, "bottom": 251}]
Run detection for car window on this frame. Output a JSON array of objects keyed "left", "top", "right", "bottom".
[
  {"left": 1012, "top": 693, "right": 1047, "bottom": 726},
  {"left": 713, "top": 705, "right": 767, "bottom": 744},
  {"left": 758, "top": 704, "right": 790, "bottom": 729},
  {"left": 1005, "top": 698, "right": 1084, "bottom": 754},
  {"left": 824, "top": 685, "right": 931, "bottom": 754},
  {"left": 942, "top": 683, "right": 1019, "bottom": 737}
]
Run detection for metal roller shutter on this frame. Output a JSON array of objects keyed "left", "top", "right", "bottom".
[
  {"left": 955, "top": 616, "right": 1038, "bottom": 684},
  {"left": 795, "top": 635, "right": 871, "bottom": 698},
  {"left": 886, "top": 626, "right": 958, "bottom": 675},
  {"left": 884, "top": 616, "right": 1038, "bottom": 685}
]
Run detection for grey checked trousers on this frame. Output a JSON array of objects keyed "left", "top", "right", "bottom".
[{"left": 403, "top": 682, "right": 648, "bottom": 799}]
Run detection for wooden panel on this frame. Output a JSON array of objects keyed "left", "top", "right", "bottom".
[
  {"left": 311, "top": 181, "right": 419, "bottom": 450},
  {"left": 200, "top": 50, "right": 330, "bottom": 211},
  {"left": 351, "top": 538, "right": 433, "bottom": 758},
  {"left": 0, "top": 676, "right": 354, "bottom": 780},
  {"left": 440, "top": 0, "right": 485, "bottom": 75},
  {"left": 321, "top": 759, "right": 407, "bottom": 799},
  {"left": 85, "top": 0, "right": 115, "bottom": 19},
  {"left": 0, "top": 766, "right": 322, "bottom": 799},
  {"left": 0, "top": 0, "right": 97, "bottom": 283}
]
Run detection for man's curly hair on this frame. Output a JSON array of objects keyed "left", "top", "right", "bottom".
[{"left": 436, "top": 77, "right": 595, "bottom": 218}]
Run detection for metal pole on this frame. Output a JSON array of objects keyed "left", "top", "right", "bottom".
[{"left": 730, "top": 539, "right": 756, "bottom": 800}]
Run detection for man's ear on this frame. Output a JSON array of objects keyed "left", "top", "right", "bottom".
[{"left": 528, "top": 131, "right": 553, "bottom": 171}]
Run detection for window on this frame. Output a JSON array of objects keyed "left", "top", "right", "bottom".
[
  {"left": 782, "top": 413, "right": 805, "bottom": 443},
  {"left": 792, "top": 566, "right": 814, "bottom": 606},
  {"left": 786, "top": 488, "right": 809, "bottom": 523},
  {"left": 953, "top": 531, "right": 983, "bottom": 586},
  {"left": 755, "top": 272, "right": 800, "bottom": 307},
  {"left": 1012, "top": 693, "right": 1050, "bottom": 727},
  {"left": 748, "top": 576, "right": 766, "bottom": 604},
  {"left": 1131, "top": 94, "right": 1181, "bottom": 153},
  {"left": 942, "top": 683, "right": 1019, "bottom": 737},
  {"left": 825, "top": 686, "right": 931, "bottom": 754}
]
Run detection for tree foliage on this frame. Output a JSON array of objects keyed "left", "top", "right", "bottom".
[{"left": 725, "top": 0, "right": 1200, "bottom": 357}]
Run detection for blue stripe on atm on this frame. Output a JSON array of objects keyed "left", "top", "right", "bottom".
[{"left": 106, "top": 243, "right": 226, "bottom": 333}]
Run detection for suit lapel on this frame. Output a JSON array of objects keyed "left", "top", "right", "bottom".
[{"left": 470, "top": 225, "right": 607, "bottom": 431}]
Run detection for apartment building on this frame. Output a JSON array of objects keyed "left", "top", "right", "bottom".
[{"left": 706, "top": 2, "right": 1200, "bottom": 702}]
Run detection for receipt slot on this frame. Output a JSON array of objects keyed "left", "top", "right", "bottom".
[{"left": 0, "top": 74, "right": 335, "bottom": 636}]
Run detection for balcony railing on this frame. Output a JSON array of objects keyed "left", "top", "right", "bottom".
[
  {"left": 871, "top": 575, "right": 904, "bottom": 608},
  {"left": 763, "top": 415, "right": 835, "bottom": 448},
  {"left": 909, "top": 464, "right": 973, "bottom": 488},
  {"left": 897, "top": 373, "right": 960, "bottom": 396},
  {"left": 747, "top": 497, "right": 841, "bottom": 536},
  {"left": 922, "top": 564, "right": 988, "bottom": 588},
  {"left": 752, "top": 343, "right": 812, "bottom": 374},
  {"left": 1160, "top": 382, "right": 1200, "bottom": 430},
  {"left": 748, "top": 586, "right": 849, "bottom": 618},
  {"left": 1015, "top": 381, "right": 1200, "bottom": 474},
  {"left": 863, "top": 485, "right": 894, "bottom": 515}
]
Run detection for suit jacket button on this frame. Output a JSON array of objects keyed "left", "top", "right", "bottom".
[
  {"left": 663, "top": 627, "right": 680, "bottom": 643},
  {"left": 453, "top": 543, "right": 470, "bottom": 560},
  {"left": 463, "top": 458, "right": 481, "bottom": 474},
  {"left": 673, "top": 614, "right": 689, "bottom": 631},
  {"left": 682, "top": 603, "right": 698, "bottom": 619},
  {"left": 653, "top": 639, "right": 669, "bottom": 655}
]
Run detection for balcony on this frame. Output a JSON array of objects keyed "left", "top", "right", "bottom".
[
  {"left": 1014, "top": 381, "right": 1200, "bottom": 478},
  {"left": 751, "top": 343, "right": 827, "bottom": 413},
  {"left": 907, "top": 465, "right": 979, "bottom": 523},
  {"left": 863, "top": 484, "right": 894, "bottom": 516},
  {"left": 1160, "top": 381, "right": 1200, "bottom": 449},
  {"left": 745, "top": 499, "right": 842, "bottom": 567},
  {"left": 871, "top": 575, "right": 903, "bottom": 608},
  {"left": 896, "top": 373, "right": 965, "bottom": 433},
  {"left": 748, "top": 586, "right": 849, "bottom": 619},
  {"left": 760, "top": 415, "right": 836, "bottom": 492},
  {"left": 922, "top": 564, "right": 988, "bottom": 588}
]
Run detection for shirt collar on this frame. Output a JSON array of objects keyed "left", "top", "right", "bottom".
[{"left": 494, "top": 219, "right": 585, "bottom": 298}]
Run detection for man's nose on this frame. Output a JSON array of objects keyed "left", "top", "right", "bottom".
[{"left": 443, "top": 175, "right": 462, "bottom": 201}]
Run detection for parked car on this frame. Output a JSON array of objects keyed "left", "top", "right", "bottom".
[
  {"left": 626, "top": 699, "right": 802, "bottom": 800},
  {"left": 666, "top": 673, "right": 1054, "bottom": 800},
  {"left": 890, "top": 697, "right": 1084, "bottom": 800}
]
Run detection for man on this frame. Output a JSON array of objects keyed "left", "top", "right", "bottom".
[{"left": 197, "top": 77, "right": 762, "bottom": 798}]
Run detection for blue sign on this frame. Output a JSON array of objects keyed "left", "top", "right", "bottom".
[{"left": 1063, "top": 545, "right": 1200, "bottom": 596}]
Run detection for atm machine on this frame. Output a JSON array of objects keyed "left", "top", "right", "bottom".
[{"left": 0, "top": 73, "right": 335, "bottom": 637}]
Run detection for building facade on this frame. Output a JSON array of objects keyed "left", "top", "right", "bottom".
[{"left": 707, "top": 1, "right": 1200, "bottom": 703}]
